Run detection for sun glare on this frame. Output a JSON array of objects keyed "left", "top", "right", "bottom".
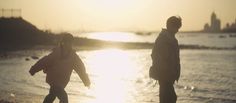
[
  {"left": 82, "top": 49, "right": 139, "bottom": 103},
  {"left": 100, "top": 0, "right": 122, "bottom": 8},
  {"left": 98, "top": 0, "right": 133, "bottom": 10}
]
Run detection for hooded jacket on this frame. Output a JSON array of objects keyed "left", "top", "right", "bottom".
[
  {"left": 29, "top": 47, "right": 90, "bottom": 88},
  {"left": 151, "top": 29, "right": 180, "bottom": 82}
]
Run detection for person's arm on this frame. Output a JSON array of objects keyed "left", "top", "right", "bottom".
[
  {"left": 175, "top": 47, "right": 181, "bottom": 82},
  {"left": 29, "top": 55, "right": 49, "bottom": 76},
  {"left": 176, "top": 62, "right": 180, "bottom": 82},
  {"left": 151, "top": 40, "right": 158, "bottom": 65},
  {"left": 29, "top": 49, "right": 56, "bottom": 76},
  {"left": 73, "top": 53, "right": 91, "bottom": 88}
]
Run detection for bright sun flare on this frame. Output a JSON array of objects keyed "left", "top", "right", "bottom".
[{"left": 80, "top": 49, "right": 139, "bottom": 103}]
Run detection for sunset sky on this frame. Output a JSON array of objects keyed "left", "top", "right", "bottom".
[{"left": 0, "top": 0, "right": 236, "bottom": 32}]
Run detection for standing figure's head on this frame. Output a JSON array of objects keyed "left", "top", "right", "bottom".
[
  {"left": 166, "top": 16, "right": 182, "bottom": 34},
  {"left": 60, "top": 33, "right": 74, "bottom": 49}
]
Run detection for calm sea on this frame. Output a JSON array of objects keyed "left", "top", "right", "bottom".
[{"left": 0, "top": 32, "right": 236, "bottom": 103}]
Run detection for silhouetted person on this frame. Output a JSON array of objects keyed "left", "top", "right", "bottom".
[
  {"left": 29, "top": 34, "right": 90, "bottom": 103},
  {"left": 150, "top": 16, "right": 182, "bottom": 103}
]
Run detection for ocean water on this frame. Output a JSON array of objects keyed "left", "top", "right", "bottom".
[
  {"left": 80, "top": 32, "right": 236, "bottom": 48},
  {"left": 0, "top": 33, "right": 236, "bottom": 103}
]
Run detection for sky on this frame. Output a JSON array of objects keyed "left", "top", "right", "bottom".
[{"left": 0, "top": 0, "right": 236, "bottom": 32}]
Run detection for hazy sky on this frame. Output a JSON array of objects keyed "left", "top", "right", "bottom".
[{"left": 0, "top": 0, "right": 236, "bottom": 32}]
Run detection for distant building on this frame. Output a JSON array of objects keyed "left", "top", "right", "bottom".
[
  {"left": 222, "top": 18, "right": 236, "bottom": 32},
  {"left": 203, "top": 12, "right": 221, "bottom": 32},
  {"left": 204, "top": 23, "right": 210, "bottom": 31}
]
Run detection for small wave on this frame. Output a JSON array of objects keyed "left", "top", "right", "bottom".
[
  {"left": 179, "top": 44, "right": 236, "bottom": 50},
  {"left": 186, "top": 95, "right": 236, "bottom": 103},
  {"left": 175, "top": 84, "right": 197, "bottom": 92}
]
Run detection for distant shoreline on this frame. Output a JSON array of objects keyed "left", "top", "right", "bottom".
[
  {"left": 179, "top": 31, "right": 236, "bottom": 33},
  {"left": 1, "top": 42, "right": 236, "bottom": 52}
]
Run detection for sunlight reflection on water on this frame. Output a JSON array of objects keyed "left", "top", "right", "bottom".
[
  {"left": 82, "top": 32, "right": 141, "bottom": 42},
  {"left": 79, "top": 48, "right": 140, "bottom": 103}
]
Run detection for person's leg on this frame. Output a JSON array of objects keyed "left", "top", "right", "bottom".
[
  {"left": 54, "top": 86, "right": 68, "bottom": 103},
  {"left": 43, "top": 86, "right": 56, "bottom": 103},
  {"left": 159, "top": 81, "right": 168, "bottom": 103},
  {"left": 169, "top": 84, "right": 177, "bottom": 103},
  {"left": 159, "top": 81, "right": 176, "bottom": 103}
]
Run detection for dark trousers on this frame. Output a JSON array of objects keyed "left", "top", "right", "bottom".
[
  {"left": 43, "top": 85, "right": 68, "bottom": 103},
  {"left": 158, "top": 81, "right": 177, "bottom": 103}
]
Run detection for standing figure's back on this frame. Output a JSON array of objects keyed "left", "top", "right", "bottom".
[{"left": 150, "top": 16, "right": 182, "bottom": 103}]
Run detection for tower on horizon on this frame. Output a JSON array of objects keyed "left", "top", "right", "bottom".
[{"left": 204, "top": 12, "right": 221, "bottom": 32}]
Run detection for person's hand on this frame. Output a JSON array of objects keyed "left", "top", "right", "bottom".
[
  {"left": 84, "top": 74, "right": 91, "bottom": 89},
  {"left": 86, "top": 85, "right": 90, "bottom": 89},
  {"left": 29, "top": 69, "right": 35, "bottom": 76},
  {"left": 85, "top": 82, "right": 91, "bottom": 89}
]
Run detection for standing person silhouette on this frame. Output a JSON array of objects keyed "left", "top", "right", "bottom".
[
  {"left": 29, "top": 33, "right": 90, "bottom": 103},
  {"left": 150, "top": 16, "right": 182, "bottom": 103}
]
